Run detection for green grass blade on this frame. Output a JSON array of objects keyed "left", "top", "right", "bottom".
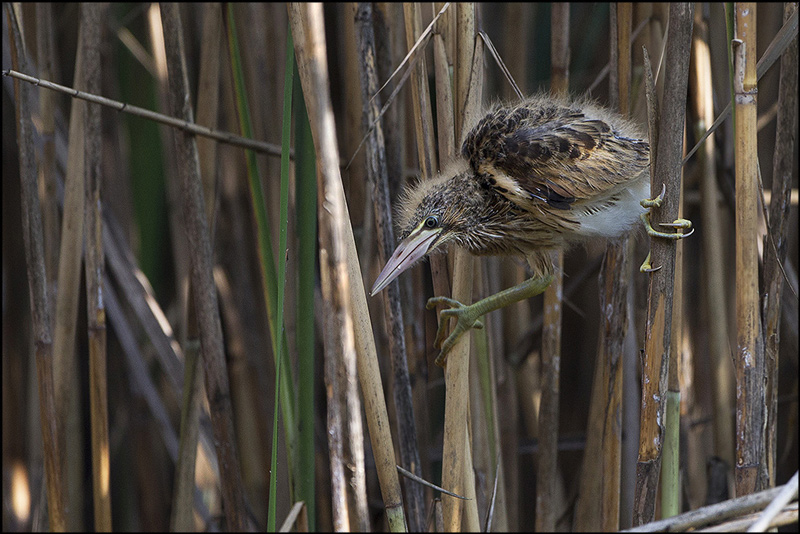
[
  {"left": 268, "top": 23, "right": 294, "bottom": 533},
  {"left": 225, "top": 4, "right": 297, "bottom": 501}
]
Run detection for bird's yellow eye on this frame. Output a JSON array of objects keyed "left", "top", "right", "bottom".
[{"left": 424, "top": 216, "right": 439, "bottom": 229}]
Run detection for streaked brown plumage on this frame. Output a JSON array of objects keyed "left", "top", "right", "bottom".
[{"left": 371, "top": 94, "right": 687, "bottom": 363}]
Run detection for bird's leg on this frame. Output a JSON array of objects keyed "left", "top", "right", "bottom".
[
  {"left": 639, "top": 184, "right": 694, "bottom": 272},
  {"left": 427, "top": 274, "right": 554, "bottom": 366}
]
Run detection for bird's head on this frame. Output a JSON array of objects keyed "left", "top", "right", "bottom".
[{"left": 371, "top": 163, "right": 487, "bottom": 295}]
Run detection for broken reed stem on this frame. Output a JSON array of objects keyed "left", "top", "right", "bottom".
[{"left": 633, "top": 3, "right": 694, "bottom": 526}]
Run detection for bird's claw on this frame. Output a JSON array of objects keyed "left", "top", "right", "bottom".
[
  {"left": 640, "top": 185, "right": 694, "bottom": 272},
  {"left": 639, "top": 251, "right": 663, "bottom": 273},
  {"left": 658, "top": 219, "right": 695, "bottom": 238},
  {"left": 640, "top": 183, "right": 666, "bottom": 209},
  {"left": 640, "top": 184, "right": 694, "bottom": 240},
  {"left": 641, "top": 212, "right": 694, "bottom": 240},
  {"left": 427, "top": 296, "right": 484, "bottom": 367}
]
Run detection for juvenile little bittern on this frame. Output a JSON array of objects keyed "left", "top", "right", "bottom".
[{"left": 371, "top": 94, "right": 692, "bottom": 364}]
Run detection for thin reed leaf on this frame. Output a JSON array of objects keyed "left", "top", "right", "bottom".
[
  {"left": 268, "top": 24, "right": 294, "bottom": 531},
  {"left": 225, "top": 5, "right": 298, "bottom": 500}
]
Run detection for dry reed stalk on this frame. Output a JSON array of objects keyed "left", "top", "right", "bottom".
[
  {"left": 35, "top": 3, "right": 60, "bottom": 291},
  {"left": 171, "top": 5, "right": 223, "bottom": 529},
  {"left": 55, "top": 12, "right": 90, "bottom": 528},
  {"left": 576, "top": 4, "right": 633, "bottom": 530},
  {"left": 429, "top": 10, "right": 469, "bottom": 530},
  {"left": 633, "top": 3, "right": 694, "bottom": 526},
  {"left": 603, "top": 3, "right": 632, "bottom": 530},
  {"left": 461, "top": 424, "right": 480, "bottom": 531},
  {"left": 5, "top": 4, "right": 66, "bottom": 530},
  {"left": 433, "top": 4, "right": 484, "bottom": 530},
  {"left": 689, "top": 4, "right": 736, "bottom": 479},
  {"left": 161, "top": 4, "right": 247, "bottom": 529},
  {"left": 353, "top": 3, "right": 426, "bottom": 530},
  {"left": 625, "top": 478, "right": 797, "bottom": 532},
  {"left": 333, "top": 7, "right": 372, "bottom": 531},
  {"left": 469, "top": 242, "right": 510, "bottom": 529},
  {"left": 536, "top": 3, "right": 569, "bottom": 532},
  {"left": 661, "top": 155, "right": 684, "bottom": 518},
  {"left": 341, "top": 5, "right": 368, "bottom": 235},
  {"left": 661, "top": 5, "right": 688, "bottom": 516},
  {"left": 440, "top": 246, "right": 474, "bottom": 531},
  {"left": 318, "top": 242, "right": 349, "bottom": 531},
  {"left": 0, "top": 68, "right": 286, "bottom": 156},
  {"left": 495, "top": 9, "right": 532, "bottom": 528},
  {"left": 762, "top": 1, "right": 797, "bottom": 490},
  {"left": 403, "top": 3, "right": 451, "bottom": 299},
  {"left": 289, "top": 4, "right": 408, "bottom": 530},
  {"left": 79, "top": 3, "right": 112, "bottom": 530},
  {"left": 733, "top": 2, "right": 766, "bottom": 497}
]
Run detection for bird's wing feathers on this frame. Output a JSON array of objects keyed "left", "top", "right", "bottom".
[{"left": 462, "top": 102, "right": 649, "bottom": 210}]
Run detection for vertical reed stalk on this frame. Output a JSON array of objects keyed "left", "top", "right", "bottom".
[
  {"left": 318, "top": 242, "right": 348, "bottom": 530},
  {"left": 403, "top": 3, "right": 450, "bottom": 298},
  {"left": 35, "top": 3, "right": 60, "bottom": 291},
  {"left": 354, "top": 3, "right": 425, "bottom": 530},
  {"left": 55, "top": 11, "right": 90, "bottom": 528},
  {"left": 604, "top": 3, "right": 632, "bottom": 530},
  {"left": 170, "top": 4, "right": 222, "bottom": 530},
  {"left": 733, "top": 2, "right": 765, "bottom": 497},
  {"left": 536, "top": 3, "right": 569, "bottom": 531},
  {"left": 661, "top": 6, "right": 685, "bottom": 518},
  {"left": 437, "top": 4, "right": 483, "bottom": 530},
  {"left": 161, "top": 4, "right": 247, "bottom": 529},
  {"left": 469, "top": 263, "right": 507, "bottom": 531},
  {"left": 80, "top": 3, "right": 112, "bottom": 530},
  {"left": 762, "top": 1, "right": 798, "bottom": 490},
  {"left": 633, "top": 3, "right": 694, "bottom": 526},
  {"left": 576, "top": 4, "right": 632, "bottom": 529},
  {"left": 689, "top": 4, "right": 736, "bottom": 479},
  {"left": 5, "top": 4, "right": 65, "bottom": 530},
  {"left": 290, "top": 4, "right": 408, "bottom": 530}
]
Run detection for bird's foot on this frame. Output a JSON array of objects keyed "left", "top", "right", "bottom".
[
  {"left": 639, "top": 184, "right": 693, "bottom": 272},
  {"left": 639, "top": 251, "right": 661, "bottom": 273},
  {"left": 641, "top": 213, "right": 694, "bottom": 240},
  {"left": 640, "top": 183, "right": 666, "bottom": 209},
  {"left": 426, "top": 297, "right": 484, "bottom": 367}
]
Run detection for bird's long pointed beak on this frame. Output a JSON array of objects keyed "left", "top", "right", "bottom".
[{"left": 370, "top": 227, "right": 441, "bottom": 296}]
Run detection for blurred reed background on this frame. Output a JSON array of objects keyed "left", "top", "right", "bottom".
[{"left": 3, "top": 3, "right": 797, "bottom": 532}]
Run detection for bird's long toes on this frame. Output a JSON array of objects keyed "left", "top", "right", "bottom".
[
  {"left": 658, "top": 218, "right": 692, "bottom": 230},
  {"left": 426, "top": 296, "right": 463, "bottom": 310},
  {"left": 640, "top": 183, "right": 667, "bottom": 208}
]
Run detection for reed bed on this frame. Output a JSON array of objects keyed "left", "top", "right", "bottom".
[{"left": 2, "top": 3, "right": 797, "bottom": 532}]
